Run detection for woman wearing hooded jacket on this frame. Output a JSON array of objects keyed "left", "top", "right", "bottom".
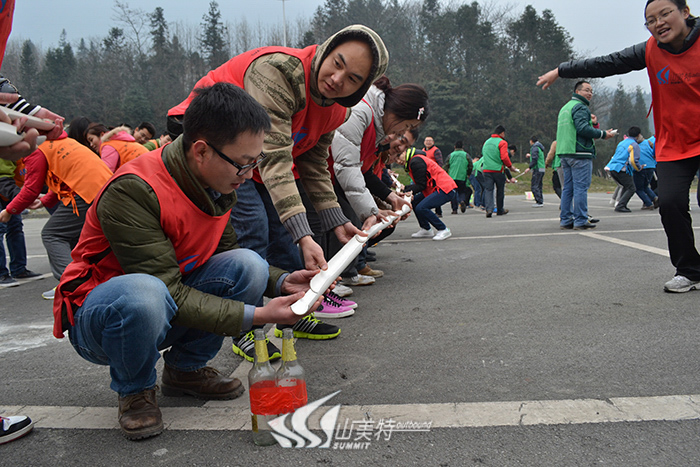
[
  {"left": 320, "top": 76, "right": 427, "bottom": 289},
  {"left": 537, "top": 0, "right": 700, "bottom": 293},
  {"left": 168, "top": 24, "right": 388, "bottom": 355}
]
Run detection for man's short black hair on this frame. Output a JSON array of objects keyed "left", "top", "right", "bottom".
[
  {"left": 136, "top": 121, "right": 156, "bottom": 137},
  {"left": 182, "top": 83, "right": 271, "bottom": 150},
  {"left": 494, "top": 125, "right": 506, "bottom": 135},
  {"left": 628, "top": 126, "right": 642, "bottom": 138},
  {"left": 455, "top": 140, "right": 463, "bottom": 149},
  {"left": 574, "top": 80, "right": 590, "bottom": 92}
]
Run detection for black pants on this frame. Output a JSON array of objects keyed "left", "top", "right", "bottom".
[
  {"left": 530, "top": 170, "right": 544, "bottom": 204},
  {"left": 656, "top": 155, "right": 700, "bottom": 280},
  {"left": 609, "top": 170, "right": 636, "bottom": 209}
]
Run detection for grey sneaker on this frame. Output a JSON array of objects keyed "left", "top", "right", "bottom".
[{"left": 663, "top": 275, "right": 700, "bottom": 293}]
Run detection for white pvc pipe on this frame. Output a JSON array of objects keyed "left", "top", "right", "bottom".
[{"left": 291, "top": 199, "right": 412, "bottom": 315}]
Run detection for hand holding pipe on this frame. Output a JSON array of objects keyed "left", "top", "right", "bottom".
[{"left": 290, "top": 199, "right": 412, "bottom": 315}]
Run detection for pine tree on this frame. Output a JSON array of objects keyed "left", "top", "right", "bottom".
[
  {"left": 19, "top": 40, "right": 38, "bottom": 99},
  {"left": 200, "top": 1, "right": 229, "bottom": 70}
]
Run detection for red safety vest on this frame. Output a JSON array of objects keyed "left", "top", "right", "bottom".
[
  {"left": 409, "top": 154, "right": 457, "bottom": 198},
  {"left": 423, "top": 146, "right": 440, "bottom": 164},
  {"left": 53, "top": 149, "right": 231, "bottom": 338},
  {"left": 168, "top": 45, "right": 347, "bottom": 183},
  {"left": 646, "top": 36, "right": 700, "bottom": 162}
]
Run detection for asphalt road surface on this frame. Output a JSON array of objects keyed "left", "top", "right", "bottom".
[{"left": 2, "top": 192, "right": 700, "bottom": 466}]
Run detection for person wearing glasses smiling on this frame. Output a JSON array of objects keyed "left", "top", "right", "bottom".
[
  {"left": 536, "top": 0, "right": 700, "bottom": 292},
  {"left": 52, "top": 84, "right": 328, "bottom": 440}
]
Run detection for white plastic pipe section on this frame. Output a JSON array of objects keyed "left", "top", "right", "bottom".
[{"left": 290, "top": 198, "right": 412, "bottom": 315}]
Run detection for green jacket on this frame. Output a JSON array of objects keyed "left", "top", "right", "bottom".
[
  {"left": 94, "top": 136, "right": 287, "bottom": 337},
  {"left": 444, "top": 149, "right": 471, "bottom": 181},
  {"left": 555, "top": 94, "right": 605, "bottom": 159}
]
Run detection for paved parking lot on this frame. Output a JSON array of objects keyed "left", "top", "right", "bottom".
[{"left": 2, "top": 192, "right": 700, "bottom": 466}]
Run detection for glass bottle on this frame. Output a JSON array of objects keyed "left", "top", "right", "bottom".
[
  {"left": 248, "top": 328, "right": 277, "bottom": 446},
  {"left": 276, "top": 328, "right": 308, "bottom": 415}
]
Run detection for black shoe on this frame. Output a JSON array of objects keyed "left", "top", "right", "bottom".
[
  {"left": 232, "top": 330, "right": 281, "bottom": 362},
  {"left": 574, "top": 222, "right": 597, "bottom": 230},
  {"left": 275, "top": 313, "right": 340, "bottom": 340},
  {"left": 560, "top": 223, "right": 574, "bottom": 230},
  {"left": 614, "top": 206, "right": 632, "bottom": 213},
  {"left": 497, "top": 209, "right": 509, "bottom": 216},
  {"left": 12, "top": 270, "right": 43, "bottom": 281}
]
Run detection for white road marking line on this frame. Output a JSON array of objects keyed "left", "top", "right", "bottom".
[
  {"left": 4, "top": 393, "right": 700, "bottom": 431},
  {"left": 578, "top": 232, "right": 669, "bottom": 257}
]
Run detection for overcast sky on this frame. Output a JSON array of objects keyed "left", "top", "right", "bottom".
[{"left": 10, "top": 0, "right": 667, "bottom": 91}]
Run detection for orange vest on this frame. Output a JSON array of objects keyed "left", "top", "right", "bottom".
[
  {"left": 424, "top": 146, "right": 440, "bottom": 164},
  {"left": 53, "top": 149, "right": 232, "bottom": 338},
  {"left": 101, "top": 139, "right": 148, "bottom": 169},
  {"left": 646, "top": 36, "right": 700, "bottom": 162},
  {"left": 409, "top": 154, "right": 457, "bottom": 198},
  {"left": 168, "top": 45, "right": 347, "bottom": 184},
  {"left": 40, "top": 137, "right": 113, "bottom": 212}
]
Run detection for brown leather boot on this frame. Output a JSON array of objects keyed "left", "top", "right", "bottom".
[
  {"left": 161, "top": 365, "right": 245, "bottom": 400},
  {"left": 118, "top": 388, "right": 163, "bottom": 440}
]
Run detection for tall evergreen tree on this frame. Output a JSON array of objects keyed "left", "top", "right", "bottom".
[
  {"left": 19, "top": 40, "right": 38, "bottom": 99},
  {"left": 632, "top": 86, "right": 651, "bottom": 136},
  {"left": 200, "top": 1, "right": 229, "bottom": 70}
]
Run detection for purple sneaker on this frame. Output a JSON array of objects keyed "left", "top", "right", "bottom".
[
  {"left": 313, "top": 297, "right": 355, "bottom": 319},
  {"left": 325, "top": 291, "right": 357, "bottom": 309}
]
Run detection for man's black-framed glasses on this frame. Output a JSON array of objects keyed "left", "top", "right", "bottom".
[{"left": 206, "top": 142, "right": 266, "bottom": 175}]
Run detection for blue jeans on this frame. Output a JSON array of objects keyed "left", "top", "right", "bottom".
[
  {"left": 560, "top": 157, "right": 592, "bottom": 227},
  {"left": 633, "top": 168, "right": 657, "bottom": 207},
  {"left": 229, "top": 179, "right": 303, "bottom": 273},
  {"left": 413, "top": 189, "right": 454, "bottom": 231},
  {"left": 0, "top": 199, "right": 27, "bottom": 276},
  {"left": 67, "top": 249, "right": 269, "bottom": 396}
]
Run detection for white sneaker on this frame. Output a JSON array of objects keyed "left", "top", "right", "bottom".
[
  {"left": 432, "top": 228, "right": 452, "bottom": 241},
  {"left": 663, "top": 275, "right": 700, "bottom": 293},
  {"left": 412, "top": 228, "right": 434, "bottom": 238},
  {"left": 332, "top": 284, "right": 353, "bottom": 297},
  {"left": 340, "top": 274, "right": 375, "bottom": 286}
]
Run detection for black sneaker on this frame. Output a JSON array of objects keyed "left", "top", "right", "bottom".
[
  {"left": 12, "top": 270, "right": 44, "bottom": 281},
  {"left": 275, "top": 313, "right": 341, "bottom": 340},
  {"left": 0, "top": 415, "right": 34, "bottom": 445},
  {"left": 0, "top": 274, "right": 19, "bottom": 288},
  {"left": 232, "top": 330, "right": 281, "bottom": 362}
]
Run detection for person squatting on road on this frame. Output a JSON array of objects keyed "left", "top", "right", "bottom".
[{"left": 52, "top": 84, "right": 328, "bottom": 440}]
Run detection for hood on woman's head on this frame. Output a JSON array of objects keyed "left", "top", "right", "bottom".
[{"left": 312, "top": 24, "right": 389, "bottom": 108}]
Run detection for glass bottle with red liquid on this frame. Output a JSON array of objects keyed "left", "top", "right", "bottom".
[
  {"left": 276, "top": 328, "right": 308, "bottom": 414},
  {"left": 248, "top": 328, "right": 277, "bottom": 446}
]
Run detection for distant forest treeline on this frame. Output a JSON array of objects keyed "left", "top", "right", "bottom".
[{"left": 0, "top": 0, "right": 652, "bottom": 172}]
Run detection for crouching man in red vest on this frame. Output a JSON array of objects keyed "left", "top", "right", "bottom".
[{"left": 52, "top": 83, "right": 322, "bottom": 440}]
